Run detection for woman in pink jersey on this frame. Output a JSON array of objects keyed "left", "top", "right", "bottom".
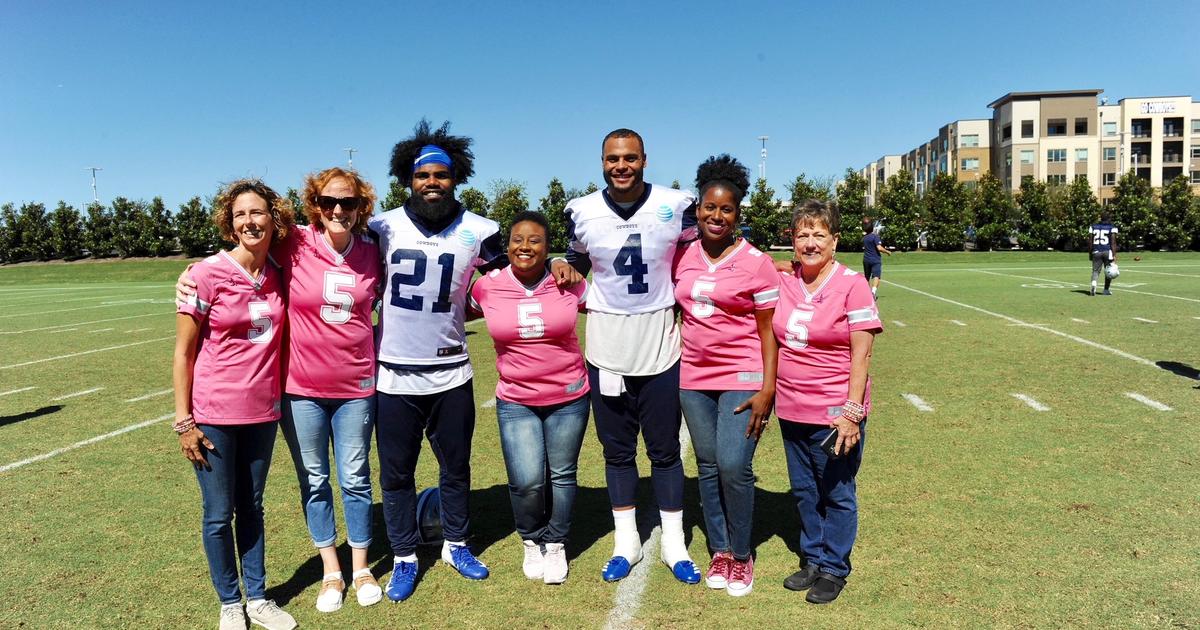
[
  {"left": 674, "top": 155, "right": 779, "bottom": 597},
  {"left": 173, "top": 179, "right": 298, "bottom": 630},
  {"left": 468, "top": 211, "right": 589, "bottom": 585},
  {"left": 773, "top": 200, "right": 882, "bottom": 605}
]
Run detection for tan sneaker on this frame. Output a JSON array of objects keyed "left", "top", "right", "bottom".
[
  {"left": 219, "top": 603, "right": 248, "bottom": 630},
  {"left": 246, "top": 599, "right": 297, "bottom": 630},
  {"left": 315, "top": 574, "right": 345, "bottom": 613},
  {"left": 352, "top": 569, "right": 383, "bottom": 607}
]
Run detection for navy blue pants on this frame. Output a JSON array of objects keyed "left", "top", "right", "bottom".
[
  {"left": 588, "top": 361, "right": 684, "bottom": 511},
  {"left": 376, "top": 380, "right": 475, "bottom": 555}
]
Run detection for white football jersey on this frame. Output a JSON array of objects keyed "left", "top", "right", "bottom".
[
  {"left": 369, "top": 207, "right": 502, "bottom": 367},
  {"left": 566, "top": 183, "right": 696, "bottom": 315}
]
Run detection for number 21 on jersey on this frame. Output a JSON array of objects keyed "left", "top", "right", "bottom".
[{"left": 784, "top": 307, "right": 813, "bottom": 349}]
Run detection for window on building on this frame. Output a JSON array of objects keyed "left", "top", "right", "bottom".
[
  {"left": 1075, "top": 148, "right": 1088, "bottom": 162},
  {"left": 1020, "top": 150, "right": 1034, "bottom": 164},
  {"left": 1163, "top": 166, "right": 1183, "bottom": 181},
  {"left": 1131, "top": 118, "right": 1151, "bottom": 138},
  {"left": 1075, "top": 174, "right": 1088, "bottom": 183},
  {"left": 1003, "top": 124, "right": 1013, "bottom": 141},
  {"left": 963, "top": 181, "right": 977, "bottom": 191},
  {"left": 1103, "top": 172, "right": 1116, "bottom": 186},
  {"left": 1047, "top": 174, "right": 1067, "bottom": 186},
  {"left": 1104, "top": 147, "right": 1116, "bottom": 161},
  {"left": 961, "top": 134, "right": 979, "bottom": 147},
  {"left": 1192, "top": 147, "right": 1200, "bottom": 159},
  {"left": 1192, "top": 171, "right": 1200, "bottom": 184},
  {"left": 1047, "top": 119, "right": 1067, "bottom": 136},
  {"left": 961, "top": 158, "right": 980, "bottom": 171},
  {"left": 1193, "top": 119, "right": 1200, "bottom": 135},
  {"left": 1075, "top": 117, "right": 1088, "bottom": 135},
  {"left": 1163, "top": 117, "right": 1183, "bottom": 137},
  {"left": 1103, "top": 122, "right": 1118, "bottom": 136},
  {"left": 1021, "top": 120, "right": 1034, "bottom": 138},
  {"left": 1047, "top": 149, "right": 1067, "bottom": 163}
]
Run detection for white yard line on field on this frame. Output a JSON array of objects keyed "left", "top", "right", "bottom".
[
  {"left": 1071, "top": 318, "right": 1090, "bottom": 324},
  {"left": 0, "top": 311, "right": 171, "bottom": 335},
  {"left": 883, "top": 263, "right": 1200, "bottom": 274},
  {"left": 0, "top": 336, "right": 173, "bottom": 370},
  {"left": 1121, "top": 269, "right": 1200, "bottom": 279},
  {"left": 1132, "top": 317, "right": 1158, "bottom": 324},
  {"left": 88, "top": 328, "right": 115, "bottom": 333},
  {"left": 51, "top": 387, "right": 104, "bottom": 401},
  {"left": 125, "top": 388, "right": 172, "bottom": 403},
  {"left": 891, "top": 320, "right": 907, "bottom": 327},
  {"left": 0, "top": 413, "right": 173, "bottom": 474},
  {"left": 480, "top": 399, "right": 496, "bottom": 409},
  {"left": 974, "top": 269, "right": 1200, "bottom": 304},
  {"left": 0, "top": 301, "right": 159, "bottom": 318},
  {"left": 1011, "top": 393, "right": 1050, "bottom": 412},
  {"left": 603, "top": 426, "right": 693, "bottom": 630},
  {"left": 882, "top": 280, "right": 1158, "bottom": 369},
  {"left": 0, "top": 288, "right": 167, "bottom": 309},
  {"left": 0, "top": 386, "right": 36, "bottom": 397},
  {"left": 949, "top": 319, "right": 966, "bottom": 326},
  {"left": 1124, "top": 393, "right": 1172, "bottom": 411},
  {"left": 125, "top": 328, "right": 151, "bottom": 333},
  {"left": 902, "top": 393, "right": 934, "bottom": 412}
]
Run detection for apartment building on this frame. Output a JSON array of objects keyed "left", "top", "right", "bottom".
[
  {"left": 862, "top": 89, "right": 1200, "bottom": 204},
  {"left": 859, "top": 154, "right": 902, "bottom": 206}
]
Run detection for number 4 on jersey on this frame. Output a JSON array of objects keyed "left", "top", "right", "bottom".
[{"left": 614, "top": 233, "right": 649, "bottom": 295}]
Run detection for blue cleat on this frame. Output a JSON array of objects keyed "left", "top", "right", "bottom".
[
  {"left": 602, "top": 556, "right": 633, "bottom": 582},
  {"left": 386, "top": 559, "right": 417, "bottom": 602},
  {"left": 443, "top": 544, "right": 490, "bottom": 580},
  {"left": 667, "top": 559, "right": 701, "bottom": 584}
]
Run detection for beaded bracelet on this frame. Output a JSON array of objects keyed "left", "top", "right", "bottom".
[
  {"left": 173, "top": 415, "right": 196, "bottom": 435},
  {"left": 840, "top": 400, "right": 865, "bottom": 424}
]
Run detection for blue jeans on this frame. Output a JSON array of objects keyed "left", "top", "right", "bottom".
[
  {"left": 779, "top": 420, "right": 866, "bottom": 579},
  {"left": 280, "top": 395, "right": 375, "bottom": 549},
  {"left": 679, "top": 389, "right": 759, "bottom": 561},
  {"left": 496, "top": 395, "right": 589, "bottom": 544},
  {"left": 193, "top": 421, "right": 277, "bottom": 604}
]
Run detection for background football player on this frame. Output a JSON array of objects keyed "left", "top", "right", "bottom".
[{"left": 1088, "top": 212, "right": 1118, "bottom": 296}]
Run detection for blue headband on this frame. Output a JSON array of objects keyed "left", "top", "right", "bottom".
[{"left": 414, "top": 145, "right": 452, "bottom": 171}]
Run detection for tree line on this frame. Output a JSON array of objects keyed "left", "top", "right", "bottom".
[{"left": 3, "top": 171, "right": 1197, "bottom": 264}]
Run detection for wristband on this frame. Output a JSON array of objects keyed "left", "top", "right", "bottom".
[
  {"left": 173, "top": 415, "right": 196, "bottom": 434},
  {"left": 840, "top": 400, "right": 865, "bottom": 424}
]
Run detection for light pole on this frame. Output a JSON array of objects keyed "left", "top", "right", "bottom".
[
  {"left": 85, "top": 166, "right": 103, "bottom": 203},
  {"left": 757, "top": 136, "right": 769, "bottom": 181},
  {"left": 344, "top": 147, "right": 357, "bottom": 168}
]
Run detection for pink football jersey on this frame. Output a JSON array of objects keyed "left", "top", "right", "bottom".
[
  {"left": 469, "top": 268, "right": 589, "bottom": 406},
  {"left": 772, "top": 262, "right": 883, "bottom": 425},
  {"left": 178, "top": 251, "right": 285, "bottom": 425},
  {"left": 274, "top": 225, "right": 381, "bottom": 398},
  {"left": 673, "top": 240, "right": 780, "bottom": 390}
]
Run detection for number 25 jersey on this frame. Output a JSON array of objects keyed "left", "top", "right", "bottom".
[
  {"left": 369, "top": 207, "right": 502, "bottom": 368},
  {"left": 565, "top": 184, "right": 697, "bottom": 315}
]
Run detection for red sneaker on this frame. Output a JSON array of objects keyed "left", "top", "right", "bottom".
[
  {"left": 726, "top": 556, "right": 754, "bottom": 597},
  {"left": 705, "top": 552, "right": 733, "bottom": 589}
]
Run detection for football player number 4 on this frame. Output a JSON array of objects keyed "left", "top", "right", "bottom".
[
  {"left": 690, "top": 280, "right": 716, "bottom": 318},
  {"left": 390, "top": 249, "right": 455, "bottom": 313},
  {"left": 614, "top": 234, "right": 649, "bottom": 295},
  {"left": 784, "top": 308, "right": 813, "bottom": 349},
  {"left": 248, "top": 301, "right": 274, "bottom": 344},
  {"left": 321, "top": 271, "right": 355, "bottom": 324},
  {"left": 517, "top": 302, "right": 545, "bottom": 339}
]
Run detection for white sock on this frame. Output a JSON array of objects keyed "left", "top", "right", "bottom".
[
  {"left": 442, "top": 540, "right": 465, "bottom": 555},
  {"left": 612, "top": 509, "right": 641, "bottom": 561},
  {"left": 393, "top": 554, "right": 417, "bottom": 564},
  {"left": 247, "top": 599, "right": 266, "bottom": 608},
  {"left": 871, "top": 286, "right": 877, "bottom": 296},
  {"left": 659, "top": 510, "right": 691, "bottom": 567}
]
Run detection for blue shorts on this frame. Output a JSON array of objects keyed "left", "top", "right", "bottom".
[{"left": 863, "top": 261, "right": 882, "bottom": 279}]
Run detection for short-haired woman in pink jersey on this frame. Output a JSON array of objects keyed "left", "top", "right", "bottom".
[{"left": 173, "top": 179, "right": 298, "bottom": 630}]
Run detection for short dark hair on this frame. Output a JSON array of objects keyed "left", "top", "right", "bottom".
[
  {"left": 695, "top": 154, "right": 751, "bottom": 206},
  {"left": 791, "top": 199, "right": 841, "bottom": 235},
  {"left": 602, "top": 128, "right": 644, "bottom": 154},
  {"left": 389, "top": 119, "right": 475, "bottom": 187},
  {"left": 509, "top": 210, "right": 550, "bottom": 238}
]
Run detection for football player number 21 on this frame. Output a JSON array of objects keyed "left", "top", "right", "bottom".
[
  {"left": 390, "top": 249, "right": 455, "bottom": 313},
  {"left": 614, "top": 233, "right": 649, "bottom": 295},
  {"left": 784, "top": 308, "right": 813, "bottom": 349}
]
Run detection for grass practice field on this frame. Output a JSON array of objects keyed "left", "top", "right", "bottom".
[{"left": 0, "top": 251, "right": 1197, "bottom": 629}]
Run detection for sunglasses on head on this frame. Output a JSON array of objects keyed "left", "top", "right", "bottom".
[{"left": 316, "top": 195, "right": 364, "bottom": 212}]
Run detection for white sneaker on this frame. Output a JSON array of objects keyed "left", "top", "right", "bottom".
[
  {"left": 219, "top": 604, "right": 248, "bottom": 630},
  {"left": 246, "top": 599, "right": 297, "bottom": 630},
  {"left": 315, "top": 574, "right": 344, "bottom": 613},
  {"left": 352, "top": 569, "right": 383, "bottom": 607},
  {"left": 543, "top": 542, "right": 568, "bottom": 584},
  {"left": 522, "top": 539, "right": 544, "bottom": 579}
]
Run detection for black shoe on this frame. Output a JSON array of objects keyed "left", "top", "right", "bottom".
[
  {"left": 783, "top": 564, "right": 819, "bottom": 591},
  {"left": 1102, "top": 289, "right": 1112, "bottom": 296},
  {"left": 805, "top": 573, "right": 846, "bottom": 604},
  {"left": 1090, "top": 287, "right": 1095, "bottom": 296}
]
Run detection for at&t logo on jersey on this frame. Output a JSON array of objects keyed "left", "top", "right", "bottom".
[
  {"left": 656, "top": 204, "right": 673, "bottom": 223},
  {"left": 457, "top": 228, "right": 477, "bottom": 249}
]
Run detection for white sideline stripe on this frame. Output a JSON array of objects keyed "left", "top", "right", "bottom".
[
  {"left": 0, "top": 287, "right": 166, "bottom": 309},
  {"left": 1124, "top": 392, "right": 1172, "bottom": 411},
  {"left": 88, "top": 328, "right": 114, "bottom": 333},
  {"left": 0, "top": 311, "right": 171, "bottom": 335},
  {"left": 1011, "top": 393, "right": 1050, "bottom": 412},
  {"left": 125, "top": 388, "right": 172, "bottom": 403},
  {"left": 1007, "top": 323, "right": 1048, "bottom": 327},
  {"left": 949, "top": 319, "right": 966, "bottom": 326},
  {"left": 974, "top": 269, "right": 1200, "bottom": 304},
  {"left": 603, "top": 426, "right": 693, "bottom": 630},
  {"left": 480, "top": 399, "right": 496, "bottom": 408},
  {"left": 883, "top": 280, "right": 1158, "bottom": 369},
  {"left": 902, "top": 393, "right": 934, "bottom": 412},
  {"left": 0, "top": 301, "right": 153, "bottom": 318},
  {"left": 1122, "top": 269, "right": 1200, "bottom": 278},
  {"left": 125, "top": 328, "right": 151, "bottom": 333},
  {"left": 55, "top": 328, "right": 78, "bottom": 332},
  {"left": 0, "top": 386, "right": 36, "bottom": 397},
  {"left": 51, "top": 387, "right": 104, "bottom": 401},
  {"left": 0, "top": 336, "right": 173, "bottom": 370},
  {"left": 1071, "top": 318, "right": 1090, "bottom": 324},
  {"left": 892, "top": 320, "right": 907, "bottom": 327},
  {"left": 1132, "top": 317, "right": 1158, "bottom": 323},
  {"left": 0, "top": 413, "right": 173, "bottom": 474}
]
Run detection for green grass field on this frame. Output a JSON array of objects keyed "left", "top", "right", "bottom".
[{"left": 0, "top": 252, "right": 1197, "bottom": 629}]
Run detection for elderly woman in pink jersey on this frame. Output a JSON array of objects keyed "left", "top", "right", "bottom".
[
  {"left": 177, "top": 167, "right": 384, "bottom": 613},
  {"left": 468, "top": 210, "right": 589, "bottom": 585},
  {"left": 674, "top": 155, "right": 779, "bottom": 597},
  {"left": 174, "top": 179, "right": 298, "bottom": 630},
  {"left": 773, "top": 200, "right": 882, "bottom": 605}
]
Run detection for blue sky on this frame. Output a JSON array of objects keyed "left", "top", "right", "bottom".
[{"left": 1, "top": 0, "right": 1195, "bottom": 210}]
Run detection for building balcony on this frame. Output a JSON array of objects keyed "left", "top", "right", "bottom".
[{"left": 1162, "top": 154, "right": 1183, "bottom": 165}]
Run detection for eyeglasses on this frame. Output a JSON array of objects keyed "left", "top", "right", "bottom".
[{"left": 316, "top": 196, "right": 364, "bottom": 212}]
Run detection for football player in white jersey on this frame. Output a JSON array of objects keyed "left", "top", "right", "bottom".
[
  {"left": 369, "top": 121, "right": 507, "bottom": 601},
  {"left": 550, "top": 129, "right": 701, "bottom": 584}
]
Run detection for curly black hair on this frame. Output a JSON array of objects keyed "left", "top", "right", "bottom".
[
  {"left": 695, "top": 154, "right": 751, "bottom": 204},
  {"left": 389, "top": 119, "right": 475, "bottom": 186}
]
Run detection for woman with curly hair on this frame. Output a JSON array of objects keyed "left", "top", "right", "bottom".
[
  {"left": 173, "top": 179, "right": 298, "bottom": 630},
  {"left": 673, "top": 155, "right": 779, "bottom": 597}
]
